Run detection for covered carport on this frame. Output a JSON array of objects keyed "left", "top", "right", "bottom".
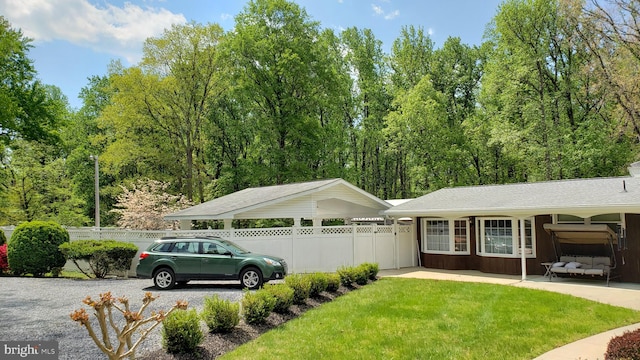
[{"left": 164, "top": 178, "right": 392, "bottom": 227}]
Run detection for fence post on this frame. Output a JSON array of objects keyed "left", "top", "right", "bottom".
[
  {"left": 291, "top": 227, "right": 296, "bottom": 273},
  {"left": 352, "top": 224, "right": 357, "bottom": 266}
]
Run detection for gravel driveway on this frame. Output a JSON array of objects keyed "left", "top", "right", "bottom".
[{"left": 0, "top": 277, "right": 245, "bottom": 360}]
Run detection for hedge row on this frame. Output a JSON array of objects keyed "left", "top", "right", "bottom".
[
  {"left": 59, "top": 239, "right": 138, "bottom": 278},
  {"left": 161, "top": 264, "right": 380, "bottom": 354}
]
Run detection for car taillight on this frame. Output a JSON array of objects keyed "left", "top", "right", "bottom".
[{"left": 139, "top": 252, "right": 150, "bottom": 260}]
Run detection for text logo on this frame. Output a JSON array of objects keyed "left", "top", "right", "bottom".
[{"left": 1, "top": 341, "right": 58, "bottom": 359}]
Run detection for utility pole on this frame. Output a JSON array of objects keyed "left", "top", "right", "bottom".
[{"left": 89, "top": 155, "right": 100, "bottom": 229}]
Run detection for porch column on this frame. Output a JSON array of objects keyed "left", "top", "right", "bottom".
[
  {"left": 293, "top": 218, "right": 301, "bottom": 227},
  {"left": 223, "top": 219, "right": 233, "bottom": 230},
  {"left": 519, "top": 217, "right": 527, "bottom": 281},
  {"left": 179, "top": 220, "right": 191, "bottom": 230}
]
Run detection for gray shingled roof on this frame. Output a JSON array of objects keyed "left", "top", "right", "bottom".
[
  {"left": 384, "top": 176, "right": 640, "bottom": 218},
  {"left": 165, "top": 178, "right": 390, "bottom": 220}
]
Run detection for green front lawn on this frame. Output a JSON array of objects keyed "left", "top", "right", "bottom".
[{"left": 222, "top": 278, "right": 640, "bottom": 360}]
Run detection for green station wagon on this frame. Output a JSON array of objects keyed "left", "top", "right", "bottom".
[{"left": 136, "top": 236, "right": 287, "bottom": 290}]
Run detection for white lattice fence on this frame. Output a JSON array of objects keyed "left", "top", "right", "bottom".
[{"left": 0, "top": 225, "right": 416, "bottom": 274}]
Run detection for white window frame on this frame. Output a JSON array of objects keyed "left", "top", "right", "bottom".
[
  {"left": 475, "top": 217, "right": 536, "bottom": 258},
  {"left": 421, "top": 218, "right": 470, "bottom": 255}
]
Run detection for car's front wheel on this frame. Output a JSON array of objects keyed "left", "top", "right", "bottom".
[
  {"left": 153, "top": 268, "right": 176, "bottom": 290},
  {"left": 240, "top": 267, "right": 263, "bottom": 289}
]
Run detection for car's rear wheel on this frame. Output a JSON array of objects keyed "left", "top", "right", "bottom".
[
  {"left": 240, "top": 267, "right": 263, "bottom": 289},
  {"left": 153, "top": 268, "right": 176, "bottom": 290}
]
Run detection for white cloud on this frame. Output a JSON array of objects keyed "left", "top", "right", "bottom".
[
  {"left": 371, "top": 3, "right": 399, "bottom": 20},
  {"left": 384, "top": 10, "right": 399, "bottom": 20},
  {"left": 220, "top": 13, "right": 233, "bottom": 21},
  {"left": 0, "top": 0, "right": 186, "bottom": 64}
]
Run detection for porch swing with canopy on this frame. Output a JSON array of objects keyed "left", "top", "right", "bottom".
[{"left": 543, "top": 223, "right": 619, "bottom": 286}]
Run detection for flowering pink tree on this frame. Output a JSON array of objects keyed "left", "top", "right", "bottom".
[{"left": 111, "top": 179, "right": 192, "bottom": 230}]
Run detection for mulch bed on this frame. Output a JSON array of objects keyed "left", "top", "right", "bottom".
[{"left": 139, "top": 286, "right": 354, "bottom": 360}]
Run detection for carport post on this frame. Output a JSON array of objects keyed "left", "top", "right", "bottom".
[{"left": 519, "top": 217, "right": 527, "bottom": 281}]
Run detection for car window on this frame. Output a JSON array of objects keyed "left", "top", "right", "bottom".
[
  {"left": 219, "top": 239, "right": 249, "bottom": 254},
  {"left": 171, "top": 241, "right": 199, "bottom": 254},
  {"left": 152, "top": 242, "right": 173, "bottom": 253},
  {"left": 202, "top": 242, "right": 225, "bottom": 254}
]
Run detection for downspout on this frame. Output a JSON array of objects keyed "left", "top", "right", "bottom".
[{"left": 519, "top": 217, "right": 527, "bottom": 281}]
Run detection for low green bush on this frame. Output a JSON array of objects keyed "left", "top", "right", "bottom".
[
  {"left": 605, "top": 328, "right": 640, "bottom": 360},
  {"left": 361, "top": 262, "right": 379, "bottom": 280},
  {"left": 325, "top": 273, "right": 341, "bottom": 292},
  {"left": 337, "top": 266, "right": 358, "bottom": 287},
  {"left": 0, "top": 229, "right": 6, "bottom": 245},
  {"left": 308, "top": 272, "right": 329, "bottom": 297},
  {"left": 201, "top": 295, "right": 239, "bottom": 333},
  {"left": 59, "top": 240, "right": 138, "bottom": 278},
  {"left": 354, "top": 264, "right": 370, "bottom": 285},
  {"left": 8, "top": 221, "right": 69, "bottom": 276},
  {"left": 263, "top": 283, "right": 294, "bottom": 314},
  {"left": 162, "top": 309, "right": 203, "bottom": 354},
  {"left": 284, "top": 274, "right": 311, "bottom": 305},
  {"left": 242, "top": 289, "right": 276, "bottom": 325}
]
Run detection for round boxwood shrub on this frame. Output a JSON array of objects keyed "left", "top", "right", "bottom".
[
  {"left": 284, "top": 274, "right": 311, "bottom": 305},
  {"left": 263, "top": 283, "right": 294, "bottom": 314},
  {"left": 325, "top": 273, "right": 341, "bottom": 292},
  {"left": 8, "top": 221, "right": 69, "bottom": 276},
  {"left": 307, "top": 272, "right": 329, "bottom": 297},
  {"left": 162, "top": 309, "right": 203, "bottom": 354},
  {"left": 201, "top": 295, "right": 239, "bottom": 333},
  {"left": 241, "top": 289, "right": 276, "bottom": 325}
]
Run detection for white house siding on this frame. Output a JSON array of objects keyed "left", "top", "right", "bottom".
[{"left": 0, "top": 225, "right": 415, "bottom": 276}]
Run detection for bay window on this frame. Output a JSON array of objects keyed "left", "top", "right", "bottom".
[
  {"left": 477, "top": 217, "right": 535, "bottom": 257},
  {"left": 422, "top": 219, "right": 470, "bottom": 254}
]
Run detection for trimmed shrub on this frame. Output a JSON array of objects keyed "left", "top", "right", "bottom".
[
  {"left": 263, "top": 283, "right": 294, "bottom": 314},
  {"left": 242, "top": 289, "right": 276, "bottom": 325},
  {"left": 0, "top": 243, "right": 8, "bottom": 273},
  {"left": 284, "top": 274, "right": 311, "bottom": 305},
  {"left": 337, "top": 266, "right": 358, "bottom": 287},
  {"left": 308, "top": 272, "right": 329, "bottom": 297},
  {"left": 0, "top": 229, "right": 6, "bottom": 245},
  {"left": 59, "top": 240, "right": 138, "bottom": 278},
  {"left": 354, "top": 264, "right": 370, "bottom": 285},
  {"left": 605, "top": 328, "right": 640, "bottom": 360},
  {"left": 7, "top": 221, "right": 69, "bottom": 276},
  {"left": 201, "top": 295, "right": 239, "bottom": 333},
  {"left": 162, "top": 309, "right": 203, "bottom": 354},
  {"left": 361, "top": 262, "right": 379, "bottom": 280},
  {"left": 325, "top": 273, "right": 341, "bottom": 292}
]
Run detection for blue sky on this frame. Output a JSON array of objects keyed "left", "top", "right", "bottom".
[{"left": 0, "top": 0, "right": 503, "bottom": 109}]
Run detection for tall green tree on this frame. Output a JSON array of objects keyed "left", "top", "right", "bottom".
[
  {"left": 480, "top": 0, "right": 633, "bottom": 182},
  {"left": 581, "top": 0, "right": 640, "bottom": 143},
  {"left": 341, "top": 27, "right": 392, "bottom": 197},
  {"left": 225, "top": 0, "right": 347, "bottom": 185},
  {"left": 99, "top": 23, "right": 225, "bottom": 202},
  {"left": 0, "top": 16, "right": 61, "bottom": 145},
  {"left": 4, "top": 139, "right": 88, "bottom": 225}
]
